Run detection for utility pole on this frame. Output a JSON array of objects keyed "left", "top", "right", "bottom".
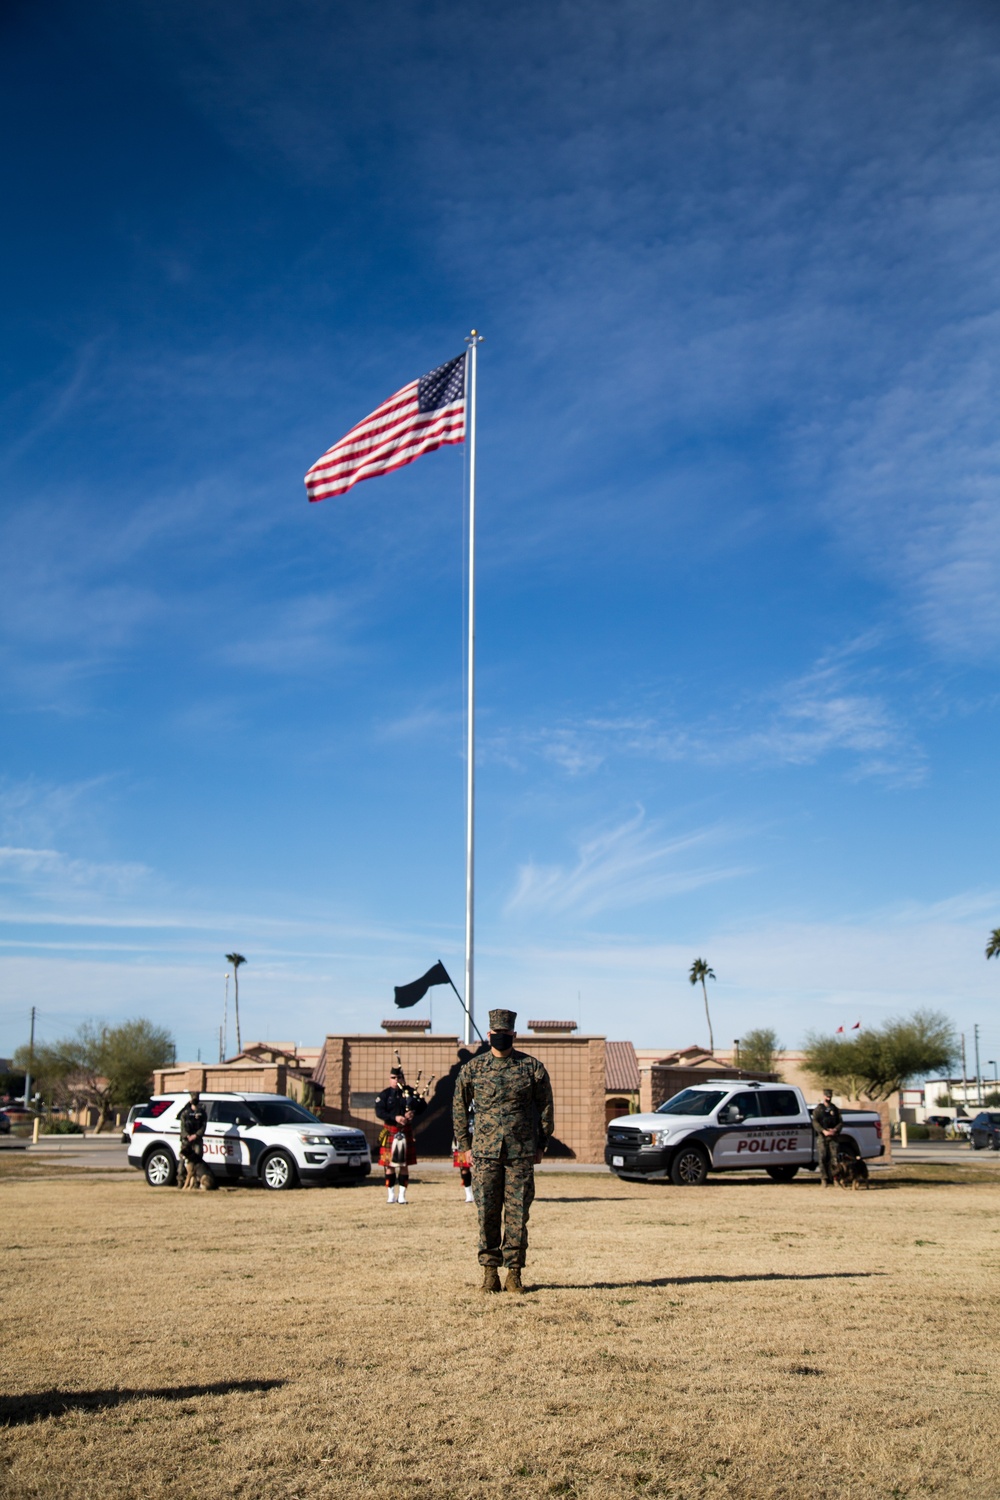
[
  {"left": 962, "top": 1033, "right": 968, "bottom": 1113},
  {"left": 974, "top": 1024, "right": 982, "bottom": 1107},
  {"left": 22, "top": 1005, "right": 35, "bottom": 1108}
]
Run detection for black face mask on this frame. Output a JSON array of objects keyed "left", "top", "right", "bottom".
[{"left": 491, "top": 1032, "right": 514, "bottom": 1052}]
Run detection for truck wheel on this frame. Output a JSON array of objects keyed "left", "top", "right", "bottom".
[
  {"left": 765, "top": 1165, "right": 799, "bottom": 1183},
  {"left": 144, "top": 1147, "right": 177, "bottom": 1187},
  {"left": 260, "top": 1150, "right": 297, "bottom": 1190},
  {"left": 670, "top": 1146, "right": 709, "bottom": 1186}
]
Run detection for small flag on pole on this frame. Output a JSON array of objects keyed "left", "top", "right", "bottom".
[
  {"left": 836, "top": 1026, "right": 844, "bottom": 1033},
  {"left": 305, "top": 354, "right": 466, "bottom": 502},
  {"left": 394, "top": 960, "right": 453, "bottom": 1010},
  {"left": 851, "top": 1021, "right": 861, "bottom": 1030}
]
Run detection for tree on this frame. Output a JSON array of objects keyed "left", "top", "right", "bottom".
[
  {"left": 14, "top": 1019, "right": 174, "bottom": 1132},
  {"left": 987, "top": 928, "right": 1000, "bottom": 961},
  {"left": 802, "top": 1009, "right": 958, "bottom": 1102},
  {"left": 0, "top": 1066, "right": 26, "bottom": 1100},
  {"left": 226, "top": 953, "right": 247, "bottom": 1052},
  {"left": 688, "top": 958, "right": 716, "bottom": 1055},
  {"left": 740, "top": 1027, "right": 781, "bottom": 1076}
]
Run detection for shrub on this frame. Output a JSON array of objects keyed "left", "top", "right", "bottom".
[{"left": 40, "top": 1118, "right": 85, "bottom": 1135}]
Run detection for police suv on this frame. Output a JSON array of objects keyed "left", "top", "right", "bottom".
[
  {"left": 128, "top": 1092, "right": 372, "bottom": 1190},
  {"left": 606, "top": 1081, "right": 883, "bottom": 1185}
]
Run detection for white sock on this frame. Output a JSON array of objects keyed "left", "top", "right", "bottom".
[
  {"left": 387, "top": 1186, "right": 396, "bottom": 1203},
  {"left": 398, "top": 1185, "right": 407, "bottom": 1203},
  {"left": 465, "top": 1185, "right": 474, "bottom": 1201}
]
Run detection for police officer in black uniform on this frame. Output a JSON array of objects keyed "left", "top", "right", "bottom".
[
  {"left": 812, "top": 1087, "right": 843, "bottom": 1187},
  {"left": 178, "top": 1090, "right": 209, "bottom": 1190}
]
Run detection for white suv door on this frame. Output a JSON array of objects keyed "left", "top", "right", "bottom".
[{"left": 205, "top": 1099, "right": 257, "bottom": 1173}]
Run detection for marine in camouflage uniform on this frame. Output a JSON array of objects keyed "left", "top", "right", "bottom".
[
  {"left": 178, "top": 1092, "right": 211, "bottom": 1191},
  {"left": 811, "top": 1088, "right": 843, "bottom": 1187},
  {"left": 453, "top": 1008, "right": 554, "bottom": 1294}
]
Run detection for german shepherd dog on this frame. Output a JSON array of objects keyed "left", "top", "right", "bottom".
[{"left": 831, "top": 1140, "right": 869, "bottom": 1190}]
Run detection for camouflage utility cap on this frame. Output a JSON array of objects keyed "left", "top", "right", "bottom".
[{"left": 489, "top": 1009, "right": 517, "bottom": 1031}]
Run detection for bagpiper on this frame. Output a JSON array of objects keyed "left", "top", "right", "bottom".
[{"left": 375, "top": 1064, "right": 426, "bottom": 1204}]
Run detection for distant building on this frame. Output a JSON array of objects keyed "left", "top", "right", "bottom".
[{"left": 312, "top": 1020, "right": 607, "bottom": 1161}]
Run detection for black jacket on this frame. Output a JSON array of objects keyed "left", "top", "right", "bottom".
[
  {"left": 811, "top": 1100, "right": 843, "bottom": 1136},
  {"left": 179, "top": 1102, "right": 207, "bottom": 1154},
  {"left": 374, "top": 1086, "right": 427, "bottom": 1127}
]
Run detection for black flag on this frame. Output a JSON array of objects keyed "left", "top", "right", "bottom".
[{"left": 394, "top": 960, "right": 452, "bottom": 1009}]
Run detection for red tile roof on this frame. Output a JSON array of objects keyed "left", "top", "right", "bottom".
[{"left": 606, "top": 1040, "right": 640, "bottom": 1093}]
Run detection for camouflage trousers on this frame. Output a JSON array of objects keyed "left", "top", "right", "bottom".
[
  {"left": 816, "top": 1135, "right": 837, "bottom": 1184},
  {"left": 473, "top": 1154, "right": 535, "bottom": 1268}
]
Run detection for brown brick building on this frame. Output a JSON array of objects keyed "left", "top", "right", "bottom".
[{"left": 312, "top": 1021, "right": 607, "bottom": 1162}]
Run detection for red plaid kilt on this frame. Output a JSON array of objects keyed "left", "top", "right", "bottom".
[{"left": 378, "top": 1124, "right": 417, "bottom": 1168}]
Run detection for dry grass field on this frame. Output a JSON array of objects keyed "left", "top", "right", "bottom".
[{"left": 2, "top": 1160, "right": 999, "bottom": 1500}]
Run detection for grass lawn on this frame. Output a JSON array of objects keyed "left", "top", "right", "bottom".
[{"left": 2, "top": 1163, "right": 998, "bottom": 1498}]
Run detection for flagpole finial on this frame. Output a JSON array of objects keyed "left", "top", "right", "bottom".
[{"left": 465, "top": 329, "right": 483, "bottom": 345}]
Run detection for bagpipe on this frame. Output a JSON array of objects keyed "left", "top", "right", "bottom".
[
  {"left": 384, "top": 1051, "right": 437, "bottom": 1166},
  {"left": 393, "top": 1049, "right": 436, "bottom": 1107}
]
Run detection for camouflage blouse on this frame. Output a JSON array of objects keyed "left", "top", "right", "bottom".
[{"left": 453, "top": 1048, "right": 554, "bottom": 1160}]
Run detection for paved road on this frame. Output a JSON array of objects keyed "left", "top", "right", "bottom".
[
  {"left": 893, "top": 1139, "right": 1000, "bottom": 1166},
  {"left": 26, "top": 1138, "right": 132, "bottom": 1170},
  {"left": 11, "top": 1135, "right": 1000, "bottom": 1174}
]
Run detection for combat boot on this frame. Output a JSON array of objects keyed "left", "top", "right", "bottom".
[
  {"left": 480, "top": 1266, "right": 501, "bottom": 1294},
  {"left": 504, "top": 1267, "right": 525, "bottom": 1295}
]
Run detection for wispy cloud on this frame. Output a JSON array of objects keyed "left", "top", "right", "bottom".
[
  {"left": 485, "top": 644, "right": 925, "bottom": 787},
  {"left": 218, "top": 592, "right": 357, "bottom": 673},
  {"left": 505, "top": 809, "right": 750, "bottom": 919},
  {"left": 0, "top": 775, "right": 115, "bottom": 848},
  {"left": 817, "top": 326, "right": 1000, "bottom": 659},
  {"left": 0, "top": 847, "right": 150, "bottom": 900}
]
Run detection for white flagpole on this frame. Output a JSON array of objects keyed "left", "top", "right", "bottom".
[{"left": 464, "top": 330, "right": 482, "bottom": 1047}]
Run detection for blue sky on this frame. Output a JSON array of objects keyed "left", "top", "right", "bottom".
[{"left": 2, "top": 0, "right": 1000, "bottom": 1070}]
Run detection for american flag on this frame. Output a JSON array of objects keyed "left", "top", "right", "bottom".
[{"left": 305, "top": 353, "right": 466, "bottom": 502}]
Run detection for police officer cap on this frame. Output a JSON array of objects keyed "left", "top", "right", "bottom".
[
  {"left": 489, "top": 1008, "right": 517, "bottom": 1032},
  {"left": 822, "top": 1087, "right": 833, "bottom": 1098}
]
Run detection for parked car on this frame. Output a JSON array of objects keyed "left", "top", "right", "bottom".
[
  {"left": 970, "top": 1111, "right": 1000, "bottom": 1150},
  {"left": 0, "top": 1110, "right": 10, "bottom": 1135},
  {"left": 128, "top": 1092, "right": 372, "bottom": 1189},
  {"left": 121, "top": 1100, "right": 165, "bottom": 1144},
  {"left": 925, "top": 1115, "right": 952, "bottom": 1129},
  {"left": 952, "top": 1118, "right": 973, "bottom": 1137},
  {"left": 606, "top": 1081, "right": 884, "bottom": 1185}
]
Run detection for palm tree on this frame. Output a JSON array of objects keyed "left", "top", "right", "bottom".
[
  {"left": 225, "top": 953, "right": 247, "bottom": 1052},
  {"left": 689, "top": 957, "right": 716, "bottom": 1055},
  {"left": 987, "top": 929, "right": 1000, "bottom": 961}
]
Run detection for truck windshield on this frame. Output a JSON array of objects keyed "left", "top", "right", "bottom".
[
  {"left": 246, "top": 1100, "right": 319, "bottom": 1126},
  {"left": 656, "top": 1089, "right": 726, "bottom": 1117}
]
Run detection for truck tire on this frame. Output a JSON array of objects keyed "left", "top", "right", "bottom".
[
  {"left": 260, "top": 1150, "right": 298, "bottom": 1190},
  {"left": 144, "top": 1147, "right": 177, "bottom": 1188},
  {"left": 765, "top": 1165, "right": 799, "bottom": 1183},
  {"left": 670, "top": 1145, "right": 709, "bottom": 1186}
]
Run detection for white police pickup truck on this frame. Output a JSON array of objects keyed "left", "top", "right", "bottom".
[
  {"left": 128, "top": 1092, "right": 372, "bottom": 1190},
  {"left": 606, "top": 1080, "right": 883, "bottom": 1185}
]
